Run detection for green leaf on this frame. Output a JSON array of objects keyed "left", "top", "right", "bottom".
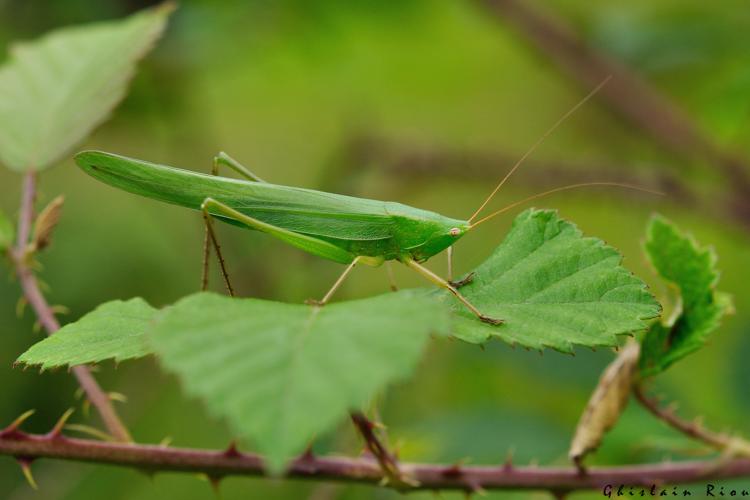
[
  {"left": 448, "top": 209, "right": 660, "bottom": 352},
  {"left": 16, "top": 298, "right": 156, "bottom": 369},
  {"left": 0, "top": 3, "right": 173, "bottom": 172},
  {"left": 148, "top": 290, "right": 448, "bottom": 472},
  {"left": 639, "top": 215, "right": 732, "bottom": 377},
  {"left": 0, "top": 210, "right": 13, "bottom": 253}
]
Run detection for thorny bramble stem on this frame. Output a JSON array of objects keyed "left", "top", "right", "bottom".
[
  {"left": 349, "top": 411, "right": 409, "bottom": 487},
  {"left": 11, "top": 172, "right": 131, "bottom": 443},
  {"left": 1, "top": 429, "right": 750, "bottom": 493}
]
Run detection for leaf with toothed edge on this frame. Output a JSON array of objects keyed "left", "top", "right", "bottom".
[
  {"left": 445, "top": 209, "right": 661, "bottom": 352},
  {"left": 148, "top": 290, "right": 449, "bottom": 473},
  {"left": 16, "top": 298, "right": 156, "bottom": 369},
  {"left": 639, "top": 215, "right": 733, "bottom": 377},
  {"left": 0, "top": 3, "right": 173, "bottom": 172}
]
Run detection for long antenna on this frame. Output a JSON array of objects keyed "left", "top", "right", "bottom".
[
  {"left": 469, "top": 182, "right": 662, "bottom": 229},
  {"left": 467, "top": 76, "right": 612, "bottom": 223}
]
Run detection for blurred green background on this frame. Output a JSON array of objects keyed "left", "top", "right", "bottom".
[{"left": 1, "top": 1, "right": 749, "bottom": 498}]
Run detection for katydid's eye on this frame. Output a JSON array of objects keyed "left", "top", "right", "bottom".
[{"left": 449, "top": 227, "right": 461, "bottom": 236}]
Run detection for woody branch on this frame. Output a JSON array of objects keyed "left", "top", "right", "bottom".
[
  {"left": 10, "top": 171, "right": 131, "bottom": 443},
  {"left": 1, "top": 426, "right": 749, "bottom": 494}
]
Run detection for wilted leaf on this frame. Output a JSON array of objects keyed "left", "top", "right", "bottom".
[
  {"left": 31, "top": 196, "right": 64, "bottom": 251},
  {"left": 16, "top": 298, "right": 156, "bottom": 369},
  {"left": 449, "top": 209, "right": 660, "bottom": 352},
  {"left": 0, "top": 210, "right": 13, "bottom": 253},
  {"left": 149, "top": 291, "right": 449, "bottom": 472},
  {"left": 0, "top": 3, "right": 172, "bottom": 172},
  {"left": 569, "top": 342, "right": 640, "bottom": 466},
  {"left": 639, "top": 215, "right": 733, "bottom": 377}
]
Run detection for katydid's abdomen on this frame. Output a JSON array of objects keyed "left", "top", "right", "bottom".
[{"left": 75, "top": 151, "right": 469, "bottom": 264}]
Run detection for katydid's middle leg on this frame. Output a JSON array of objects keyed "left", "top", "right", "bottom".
[
  {"left": 403, "top": 258, "right": 502, "bottom": 325},
  {"left": 306, "top": 256, "right": 362, "bottom": 306},
  {"left": 385, "top": 261, "right": 398, "bottom": 292}
]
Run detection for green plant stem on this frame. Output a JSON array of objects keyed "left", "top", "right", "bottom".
[
  {"left": 12, "top": 171, "right": 131, "bottom": 443},
  {"left": 2, "top": 430, "right": 750, "bottom": 493}
]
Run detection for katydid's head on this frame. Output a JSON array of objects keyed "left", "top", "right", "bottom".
[{"left": 409, "top": 218, "right": 471, "bottom": 262}]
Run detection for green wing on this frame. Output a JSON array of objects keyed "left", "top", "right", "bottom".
[{"left": 75, "top": 151, "right": 397, "bottom": 241}]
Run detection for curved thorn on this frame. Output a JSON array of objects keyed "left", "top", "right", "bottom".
[
  {"left": 48, "top": 408, "right": 75, "bottom": 438},
  {"left": 3, "top": 409, "right": 35, "bottom": 434},
  {"left": 63, "top": 424, "right": 114, "bottom": 442},
  {"left": 223, "top": 441, "right": 241, "bottom": 458},
  {"left": 108, "top": 392, "right": 128, "bottom": 404},
  {"left": 17, "top": 457, "right": 38, "bottom": 490}
]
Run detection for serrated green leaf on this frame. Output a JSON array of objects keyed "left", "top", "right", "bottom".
[
  {"left": 639, "top": 215, "right": 732, "bottom": 377},
  {"left": 16, "top": 298, "right": 156, "bottom": 369},
  {"left": 0, "top": 3, "right": 172, "bottom": 172},
  {"left": 148, "top": 290, "right": 448, "bottom": 472},
  {"left": 0, "top": 210, "right": 13, "bottom": 253},
  {"left": 448, "top": 209, "right": 660, "bottom": 352}
]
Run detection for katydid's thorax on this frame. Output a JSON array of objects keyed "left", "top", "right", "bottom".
[
  {"left": 383, "top": 202, "right": 470, "bottom": 263},
  {"left": 317, "top": 202, "right": 469, "bottom": 264},
  {"left": 253, "top": 200, "right": 469, "bottom": 265}
]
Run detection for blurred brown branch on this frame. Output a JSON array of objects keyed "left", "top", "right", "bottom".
[
  {"left": 337, "top": 134, "right": 692, "bottom": 202},
  {"left": 481, "top": 0, "right": 750, "bottom": 226}
]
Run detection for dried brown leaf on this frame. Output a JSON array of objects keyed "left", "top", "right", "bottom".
[
  {"left": 32, "top": 195, "right": 64, "bottom": 251},
  {"left": 569, "top": 342, "right": 640, "bottom": 467}
]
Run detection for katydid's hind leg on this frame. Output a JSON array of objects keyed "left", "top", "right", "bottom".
[
  {"left": 201, "top": 223, "right": 211, "bottom": 291},
  {"left": 202, "top": 198, "right": 355, "bottom": 264},
  {"left": 200, "top": 157, "right": 249, "bottom": 295},
  {"left": 403, "top": 258, "right": 503, "bottom": 326},
  {"left": 200, "top": 198, "right": 357, "bottom": 304},
  {"left": 201, "top": 206, "right": 235, "bottom": 296},
  {"left": 306, "top": 256, "right": 362, "bottom": 306}
]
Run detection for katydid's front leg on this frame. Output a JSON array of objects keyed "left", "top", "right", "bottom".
[
  {"left": 445, "top": 245, "right": 475, "bottom": 289},
  {"left": 201, "top": 153, "right": 266, "bottom": 294},
  {"left": 403, "top": 258, "right": 503, "bottom": 325}
]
